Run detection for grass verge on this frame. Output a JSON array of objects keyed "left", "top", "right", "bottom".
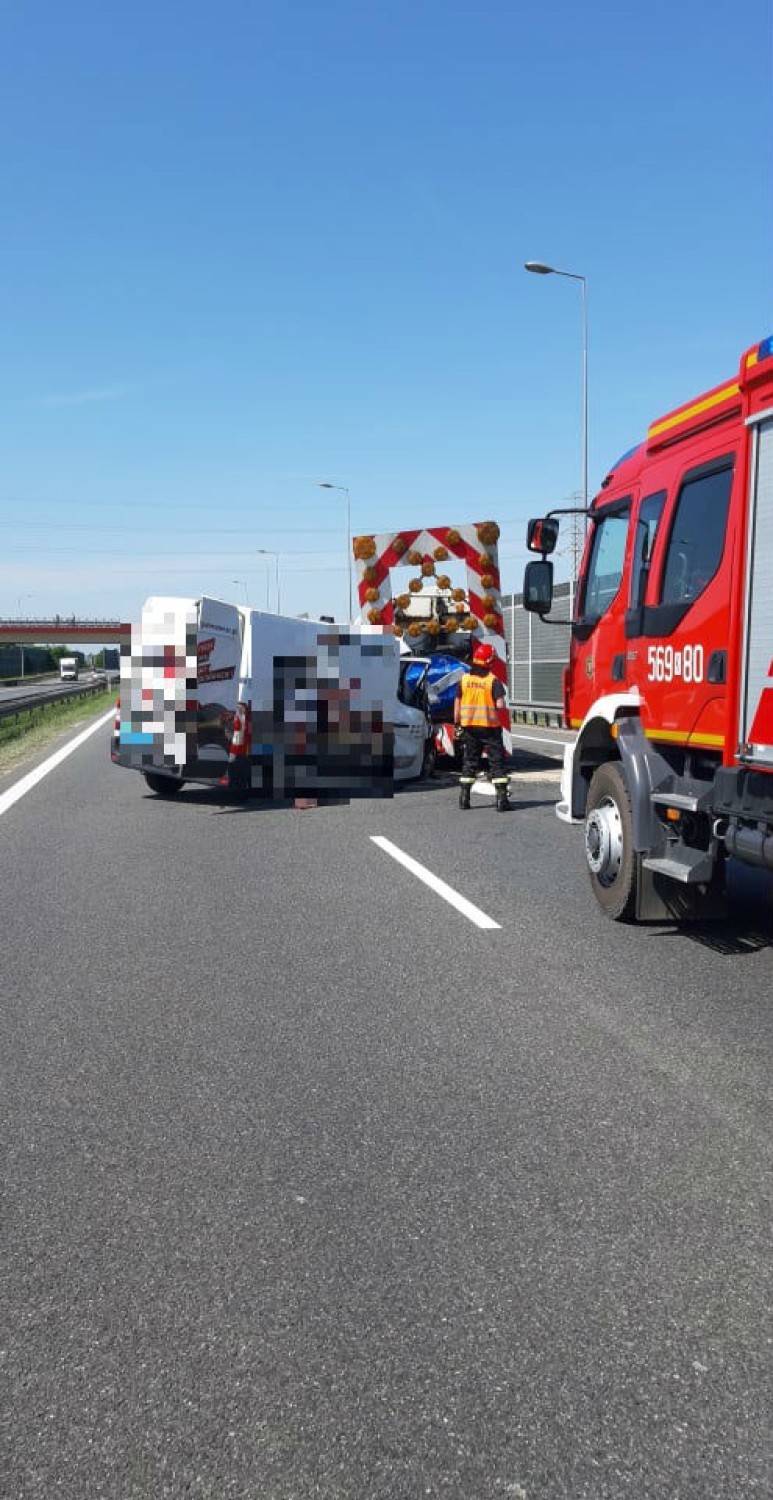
[{"left": 0, "top": 689, "right": 116, "bottom": 778}]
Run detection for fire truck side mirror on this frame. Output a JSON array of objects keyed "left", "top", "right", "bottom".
[
  {"left": 527, "top": 516, "right": 559, "bottom": 555},
  {"left": 523, "top": 559, "right": 554, "bottom": 615}
]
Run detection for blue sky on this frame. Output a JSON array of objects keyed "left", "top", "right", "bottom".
[{"left": 3, "top": 0, "right": 772, "bottom": 625}]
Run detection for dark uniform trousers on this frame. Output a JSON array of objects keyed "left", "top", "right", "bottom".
[{"left": 460, "top": 727, "right": 506, "bottom": 783}]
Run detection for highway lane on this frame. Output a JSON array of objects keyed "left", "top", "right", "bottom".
[
  {"left": 2, "top": 719, "right": 772, "bottom": 1498},
  {"left": 509, "top": 723, "right": 572, "bottom": 761},
  {"left": 0, "top": 675, "right": 64, "bottom": 706},
  {"left": 0, "top": 673, "right": 117, "bottom": 716}
]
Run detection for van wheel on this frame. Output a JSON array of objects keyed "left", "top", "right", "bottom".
[
  {"left": 584, "top": 761, "right": 636, "bottom": 920},
  {"left": 143, "top": 772, "right": 185, "bottom": 797}
]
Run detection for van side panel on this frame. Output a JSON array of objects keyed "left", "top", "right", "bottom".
[{"left": 115, "top": 602, "right": 401, "bottom": 794}]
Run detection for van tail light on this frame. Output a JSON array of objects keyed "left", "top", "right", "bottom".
[
  {"left": 229, "top": 702, "right": 252, "bottom": 757},
  {"left": 562, "top": 667, "right": 571, "bottom": 727},
  {"left": 113, "top": 697, "right": 121, "bottom": 732}
]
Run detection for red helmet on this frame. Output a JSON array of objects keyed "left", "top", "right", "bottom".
[{"left": 472, "top": 642, "right": 495, "bottom": 666}]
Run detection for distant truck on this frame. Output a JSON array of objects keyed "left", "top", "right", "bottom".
[
  {"left": 59, "top": 657, "right": 79, "bottom": 681},
  {"left": 111, "top": 596, "right": 434, "bottom": 798}
]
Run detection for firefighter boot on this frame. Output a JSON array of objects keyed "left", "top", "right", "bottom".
[
  {"left": 495, "top": 780, "right": 510, "bottom": 812},
  {"left": 459, "top": 782, "right": 471, "bottom": 810}
]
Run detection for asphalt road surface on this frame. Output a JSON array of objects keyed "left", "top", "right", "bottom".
[
  {"left": 508, "top": 725, "right": 572, "bottom": 762},
  {"left": 2, "top": 717, "right": 772, "bottom": 1499}
]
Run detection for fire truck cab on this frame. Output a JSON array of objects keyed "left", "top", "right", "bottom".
[{"left": 524, "top": 335, "right": 773, "bottom": 921}]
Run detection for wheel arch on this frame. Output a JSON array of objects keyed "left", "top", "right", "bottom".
[
  {"left": 570, "top": 696, "right": 671, "bottom": 856},
  {"left": 568, "top": 699, "right": 631, "bottom": 822}
]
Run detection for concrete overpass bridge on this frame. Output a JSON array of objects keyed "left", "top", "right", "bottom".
[{"left": 0, "top": 619, "right": 130, "bottom": 648}]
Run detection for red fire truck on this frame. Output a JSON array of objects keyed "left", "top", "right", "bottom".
[{"left": 524, "top": 334, "right": 773, "bottom": 921}]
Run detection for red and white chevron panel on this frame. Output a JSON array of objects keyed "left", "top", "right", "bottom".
[{"left": 352, "top": 521, "right": 506, "bottom": 681}]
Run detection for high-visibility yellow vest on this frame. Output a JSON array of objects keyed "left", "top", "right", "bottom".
[{"left": 459, "top": 671, "right": 500, "bottom": 729}]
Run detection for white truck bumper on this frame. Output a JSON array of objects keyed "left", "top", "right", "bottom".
[{"left": 556, "top": 738, "right": 582, "bottom": 824}]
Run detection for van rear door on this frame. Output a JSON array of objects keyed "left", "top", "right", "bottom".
[
  {"left": 117, "top": 596, "right": 242, "bottom": 781},
  {"left": 191, "top": 597, "right": 242, "bottom": 776}
]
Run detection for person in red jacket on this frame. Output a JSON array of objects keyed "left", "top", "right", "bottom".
[{"left": 454, "top": 642, "right": 510, "bottom": 811}]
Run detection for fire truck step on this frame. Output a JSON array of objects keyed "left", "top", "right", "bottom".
[
  {"left": 650, "top": 789, "right": 712, "bottom": 813},
  {"left": 642, "top": 851, "right": 716, "bottom": 884}
]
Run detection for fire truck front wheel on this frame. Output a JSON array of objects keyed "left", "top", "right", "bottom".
[{"left": 584, "top": 762, "right": 636, "bottom": 921}]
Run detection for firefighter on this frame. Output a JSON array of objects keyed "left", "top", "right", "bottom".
[{"left": 454, "top": 642, "right": 510, "bottom": 811}]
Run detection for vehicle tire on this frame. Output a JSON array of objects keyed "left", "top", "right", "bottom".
[
  {"left": 421, "top": 737, "right": 437, "bottom": 779},
  {"left": 143, "top": 771, "right": 185, "bottom": 797},
  {"left": 584, "top": 761, "right": 636, "bottom": 921}
]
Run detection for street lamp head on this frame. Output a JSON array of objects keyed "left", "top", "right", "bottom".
[
  {"left": 318, "top": 482, "right": 353, "bottom": 619},
  {"left": 525, "top": 258, "right": 588, "bottom": 509}
]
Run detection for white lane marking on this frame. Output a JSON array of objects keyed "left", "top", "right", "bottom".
[
  {"left": 512, "top": 732, "right": 571, "bottom": 751},
  {"left": 0, "top": 709, "right": 115, "bottom": 819},
  {"left": 370, "top": 835, "right": 501, "bottom": 930}
]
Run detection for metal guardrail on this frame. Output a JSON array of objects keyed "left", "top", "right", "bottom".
[
  {"left": 0, "top": 677, "right": 118, "bottom": 723},
  {"left": 510, "top": 703, "right": 566, "bottom": 728}
]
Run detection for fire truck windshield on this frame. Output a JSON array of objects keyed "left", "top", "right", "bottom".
[{"left": 580, "top": 502, "right": 630, "bottom": 623}]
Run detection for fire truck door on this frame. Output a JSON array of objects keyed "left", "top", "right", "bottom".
[
  {"left": 570, "top": 499, "right": 632, "bottom": 724},
  {"left": 740, "top": 415, "right": 773, "bottom": 766}
]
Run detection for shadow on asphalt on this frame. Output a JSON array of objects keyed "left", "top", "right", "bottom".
[
  {"left": 645, "top": 863, "right": 773, "bottom": 955},
  {"left": 143, "top": 766, "right": 559, "bottom": 814},
  {"left": 146, "top": 746, "right": 559, "bottom": 812},
  {"left": 144, "top": 787, "right": 397, "bottom": 815},
  {"left": 142, "top": 785, "right": 300, "bottom": 814},
  {"left": 654, "top": 919, "right": 772, "bottom": 956}
]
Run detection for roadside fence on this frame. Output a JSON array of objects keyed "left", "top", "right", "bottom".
[{"left": 502, "top": 581, "right": 573, "bottom": 726}]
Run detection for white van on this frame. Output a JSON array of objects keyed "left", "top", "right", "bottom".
[{"left": 111, "top": 597, "right": 433, "bottom": 797}]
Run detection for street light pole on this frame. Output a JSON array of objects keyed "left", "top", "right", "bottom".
[
  {"left": 318, "top": 482, "right": 353, "bottom": 621},
  {"left": 257, "top": 551, "right": 280, "bottom": 613},
  {"left": 524, "top": 261, "right": 588, "bottom": 511}
]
